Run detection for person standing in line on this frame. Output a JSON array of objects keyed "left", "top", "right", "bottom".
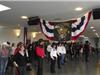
[
  {"left": 79, "top": 42, "right": 84, "bottom": 60},
  {"left": 14, "top": 42, "right": 25, "bottom": 75},
  {"left": 83, "top": 41, "right": 90, "bottom": 62},
  {"left": 60, "top": 43, "right": 66, "bottom": 65},
  {"left": 50, "top": 43, "right": 57, "bottom": 73},
  {"left": 36, "top": 39, "right": 45, "bottom": 75},
  {"left": 13, "top": 42, "right": 27, "bottom": 75},
  {"left": 47, "top": 43, "right": 52, "bottom": 62},
  {"left": 0, "top": 42, "right": 10, "bottom": 75},
  {"left": 57, "top": 42, "right": 62, "bottom": 69},
  {"left": 11, "top": 43, "right": 16, "bottom": 56}
]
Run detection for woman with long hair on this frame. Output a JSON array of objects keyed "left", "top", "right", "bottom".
[{"left": 13, "top": 42, "right": 27, "bottom": 75}]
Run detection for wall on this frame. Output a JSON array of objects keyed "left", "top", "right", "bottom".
[
  {"left": 0, "top": 26, "right": 48, "bottom": 45},
  {"left": 0, "top": 27, "right": 23, "bottom": 44},
  {"left": 0, "top": 26, "right": 99, "bottom": 47}
]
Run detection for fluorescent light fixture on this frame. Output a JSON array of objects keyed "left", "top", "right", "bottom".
[
  {"left": 21, "top": 16, "right": 28, "bottom": 19},
  {"left": 0, "top": 4, "right": 11, "bottom": 12},
  {"left": 75, "top": 7, "right": 83, "bottom": 11},
  {"left": 93, "top": 29, "right": 96, "bottom": 32},
  {"left": 90, "top": 26, "right": 94, "bottom": 29}
]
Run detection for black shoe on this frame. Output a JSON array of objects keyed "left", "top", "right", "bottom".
[
  {"left": 51, "top": 71, "right": 56, "bottom": 73},
  {"left": 58, "top": 67, "right": 61, "bottom": 69}
]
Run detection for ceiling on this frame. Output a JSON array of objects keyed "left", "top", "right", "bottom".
[{"left": 0, "top": 1, "right": 100, "bottom": 38}]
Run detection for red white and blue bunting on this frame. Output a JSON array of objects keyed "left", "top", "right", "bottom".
[
  {"left": 40, "top": 19, "right": 55, "bottom": 40},
  {"left": 40, "top": 11, "right": 92, "bottom": 41},
  {"left": 71, "top": 11, "right": 92, "bottom": 40}
]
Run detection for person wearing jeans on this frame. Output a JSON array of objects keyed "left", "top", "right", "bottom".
[
  {"left": 0, "top": 42, "right": 9, "bottom": 75},
  {"left": 60, "top": 43, "right": 66, "bottom": 65},
  {"left": 0, "top": 57, "right": 8, "bottom": 75}
]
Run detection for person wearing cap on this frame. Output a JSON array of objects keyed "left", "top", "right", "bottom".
[{"left": 0, "top": 42, "right": 10, "bottom": 75}]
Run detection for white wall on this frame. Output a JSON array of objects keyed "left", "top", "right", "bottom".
[
  {"left": 0, "top": 27, "right": 49, "bottom": 45},
  {"left": 0, "top": 26, "right": 99, "bottom": 47},
  {"left": 0, "top": 27, "right": 23, "bottom": 45}
]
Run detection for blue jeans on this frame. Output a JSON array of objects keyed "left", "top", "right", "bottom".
[
  {"left": 0, "top": 57, "right": 8, "bottom": 75},
  {"left": 60, "top": 54, "right": 65, "bottom": 65}
]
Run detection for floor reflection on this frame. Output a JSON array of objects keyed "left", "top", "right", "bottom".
[{"left": 6, "top": 53, "right": 100, "bottom": 75}]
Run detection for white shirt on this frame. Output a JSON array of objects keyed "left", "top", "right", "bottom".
[
  {"left": 50, "top": 48, "right": 57, "bottom": 60},
  {"left": 47, "top": 45, "right": 52, "bottom": 52},
  {"left": 57, "top": 46, "right": 62, "bottom": 55},
  {"left": 57, "top": 46, "right": 66, "bottom": 55},
  {"left": 61, "top": 46, "right": 66, "bottom": 54}
]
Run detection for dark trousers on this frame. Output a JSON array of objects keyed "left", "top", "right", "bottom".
[
  {"left": 37, "top": 57, "right": 43, "bottom": 75},
  {"left": 15, "top": 67, "right": 19, "bottom": 75},
  {"left": 85, "top": 53, "right": 89, "bottom": 62},
  {"left": 57, "top": 55, "right": 61, "bottom": 69},
  {"left": 19, "top": 66, "right": 26, "bottom": 75},
  {"left": 50, "top": 58, "right": 56, "bottom": 73},
  {"left": 47, "top": 52, "right": 50, "bottom": 62}
]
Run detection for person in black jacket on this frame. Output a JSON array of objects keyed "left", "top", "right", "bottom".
[{"left": 13, "top": 42, "right": 28, "bottom": 75}]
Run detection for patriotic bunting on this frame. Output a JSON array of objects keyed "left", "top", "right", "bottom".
[
  {"left": 71, "top": 11, "right": 92, "bottom": 40},
  {"left": 40, "top": 11, "right": 92, "bottom": 41},
  {"left": 40, "top": 19, "right": 55, "bottom": 40}
]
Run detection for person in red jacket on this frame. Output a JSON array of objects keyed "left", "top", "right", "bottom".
[{"left": 36, "top": 39, "right": 45, "bottom": 75}]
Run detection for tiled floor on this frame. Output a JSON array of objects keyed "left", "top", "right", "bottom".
[{"left": 7, "top": 53, "right": 100, "bottom": 75}]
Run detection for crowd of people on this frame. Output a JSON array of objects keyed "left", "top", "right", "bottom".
[{"left": 0, "top": 39, "right": 96, "bottom": 75}]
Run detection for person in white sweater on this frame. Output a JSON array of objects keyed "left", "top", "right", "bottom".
[
  {"left": 60, "top": 43, "right": 66, "bottom": 65},
  {"left": 47, "top": 43, "right": 52, "bottom": 62},
  {"left": 50, "top": 43, "right": 57, "bottom": 73}
]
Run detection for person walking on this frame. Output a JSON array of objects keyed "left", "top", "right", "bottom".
[
  {"left": 0, "top": 42, "right": 10, "bottom": 75},
  {"left": 13, "top": 42, "right": 27, "bottom": 75},
  {"left": 83, "top": 41, "right": 90, "bottom": 62},
  {"left": 36, "top": 39, "right": 45, "bottom": 75},
  {"left": 50, "top": 43, "right": 57, "bottom": 73}
]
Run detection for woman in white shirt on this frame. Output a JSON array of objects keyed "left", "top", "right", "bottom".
[{"left": 50, "top": 43, "right": 57, "bottom": 73}]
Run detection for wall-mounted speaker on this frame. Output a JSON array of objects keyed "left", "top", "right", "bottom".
[
  {"left": 27, "top": 16, "right": 40, "bottom": 25},
  {"left": 93, "top": 8, "right": 100, "bottom": 20}
]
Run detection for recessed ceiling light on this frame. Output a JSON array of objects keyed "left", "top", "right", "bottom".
[
  {"left": 93, "top": 29, "right": 96, "bottom": 32},
  {"left": 75, "top": 7, "right": 83, "bottom": 11},
  {"left": 21, "top": 16, "right": 28, "bottom": 19},
  {"left": 0, "top": 4, "right": 11, "bottom": 12},
  {"left": 90, "top": 26, "right": 94, "bottom": 29}
]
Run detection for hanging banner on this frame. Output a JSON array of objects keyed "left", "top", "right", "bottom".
[
  {"left": 71, "top": 11, "right": 92, "bottom": 40},
  {"left": 40, "top": 11, "right": 92, "bottom": 41}
]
